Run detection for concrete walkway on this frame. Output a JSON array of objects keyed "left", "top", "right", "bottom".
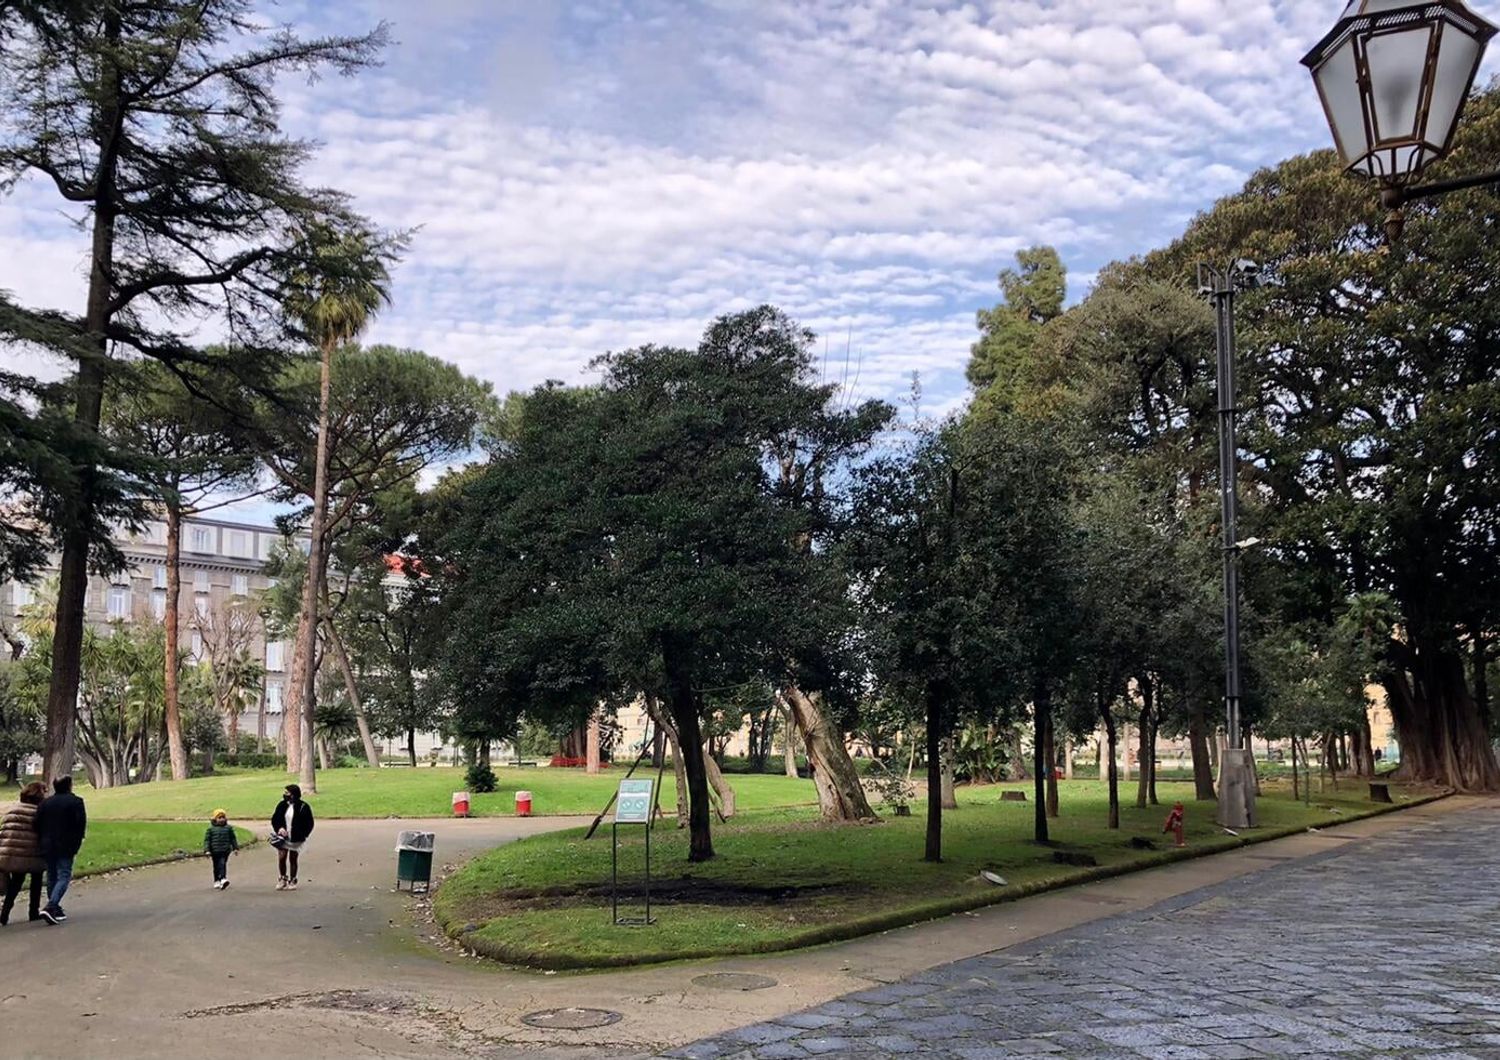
[{"left": 0, "top": 798, "right": 1486, "bottom": 1058}]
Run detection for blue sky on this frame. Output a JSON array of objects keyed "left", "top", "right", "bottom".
[{"left": 5, "top": 1, "right": 1495, "bottom": 524}]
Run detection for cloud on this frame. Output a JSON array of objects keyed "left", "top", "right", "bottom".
[{"left": 5, "top": 0, "right": 1492, "bottom": 433}]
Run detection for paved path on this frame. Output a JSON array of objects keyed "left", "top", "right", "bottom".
[{"left": 662, "top": 802, "right": 1500, "bottom": 1060}]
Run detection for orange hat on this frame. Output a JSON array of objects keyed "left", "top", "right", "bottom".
[{"left": 211, "top": 808, "right": 228, "bottom": 820}]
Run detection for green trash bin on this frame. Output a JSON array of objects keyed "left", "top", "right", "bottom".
[{"left": 396, "top": 830, "right": 435, "bottom": 893}]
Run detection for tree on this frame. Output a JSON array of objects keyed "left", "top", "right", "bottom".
[
  {"left": 424, "top": 312, "right": 836, "bottom": 862},
  {"left": 966, "top": 246, "right": 1067, "bottom": 396},
  {"left": 1127, "top": 87, "right": 1500, "bottom": 789},
  {"left": 739, "top": 306, "right": 893, "bottom": 822},
  {"left": 0, "top": 1, "right": 388, "bottom": 783},
  {"left": 194, "top": 598, "right": 264, "bottom": 757},
  {"left": 848, "top": 422, "right": 1020, "bottom": 861},
  {"left": 104, "top": 357, "right": 258, "bottom": 781},
  {"left": 277, "top": 221, "right": 401, "bottom": 792},
  {"left": 261, "top": 344, "right": 487, "bottom": 782}
]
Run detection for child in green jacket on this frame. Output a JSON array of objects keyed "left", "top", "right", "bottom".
[{"left": 204, "top": 809, "right": 239, "bottom": 890}]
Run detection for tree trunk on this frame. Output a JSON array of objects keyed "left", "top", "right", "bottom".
[
  {"left": 703, "top": 747, "right": 736, "bottom": 817},
  {"left": 406, "top": 728, "right": 417, "bottom": 768},
  {"left": 1011, "top": 726, "right": 1030, "bottom": 781},
  {"left": 1135, "top": 695, "right": 1152, "bottom": 809},
  {"left": 162, "top": 506, "right": 189, "bottom": 781},
  {"left": 1098, "top": 732, "right": 1107, "bottom": 781},
  {"left": 939, "top": 735, "right": 957, "bottom": 810},
  {"left": 1101, "top": 697, "right": 1119, "bottom": 830},
  {"left": 782, "top": 706, "right": 799, "bottom": 778},
  {"left": 256, "top": 679, "right": 267, "bottom": 754},
  {"left": 783, "top": 685, "right": 876, "bottom": 821},
  {"left": 645, "top": 694, "right": 690, "bottom": 828},
  {"left": 924, "top": 683, "right": 945, "bottom": 862},
  {"left": 1121, "top": 721, "right": 1132, "bottom": 782},
  {"left": 663, "top": 637, "right": 714, "bottom": 861},
  {"left": 651, "top": 724, "right": 664, "bottom": 771},
  {"left": 1384, "top": 638, "right": 1500, "bottom": 791},
  {"left": 1291, "top": 732, "right": 1300, "bottom": 801},
  {"left": 294, "top": 340, "right": 338, "bottom": 794},
  {"left": 1188, "top": 705, "right": 1216, "bottom": 801},
  {"left": 43, "top": 34, "right": 122, "bottom": 784},
  {"left": 1064, "top": 735, "right": 1073, "bottom": 781},
  {"left": 586, "top": 716, "right": 601, "bottom": 775},
  {"left": 284, "top": 607, "right": 308, "bottom": 773},
  {"left": 1032, "top": 693, "right": 1048, "bottom": 843},
  {"left": 317, "top": 734, "right": 332, "bottom": 770},
  {"left": 1044, "top": 710, "right": 1059, "bottom": 819},
  {"left": 325, "top": 619, "right": 379, "bottom": 767},
  {"left": 227, "top": 700, "right": 241, "bottom": 756}
]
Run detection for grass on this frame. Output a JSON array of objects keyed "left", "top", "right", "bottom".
[
  {"left": 432, "top": 778, "right": 1440, "bottom": 970},
  {"left": 67, "top": 765, "right": 818, "bottom": 821},
  {"left": 74, "top": 822, "right": 257, "bottom": 877}
]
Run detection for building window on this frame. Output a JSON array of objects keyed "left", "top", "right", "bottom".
[
  {"left": 194, "top": 594, "right": 210, "bottom": 619},
  {"left": 152, "top": 566, "right": 168, "bottom": 589},
  {"left": 259, "top": 534, "right": 277, "bottom": 560},
  {"left": 10, "top": 582, "right": 33, "bottom": 611},
  {"left": 227, "top": 530, "right": 252, "bottom": 558},
  {"left": 193, "top": 569, "right": 210, "bottom": 592},
  {"left": 110, "top": 568, "right": 133, "bottom": 586},
  {"left": 107, "top": 586, "right": 131, "bottom": 620},
  {"left": 191, "top": 631, "right": 203, "bottom": 659},
  {"left": 151, "top": 590, "right": 166, "bottom": 620},
  {"left": 265, "top": 681, "right": 283, "bottom": 714},
  {"left": 189, "top": 525, "right": 215, "bottom": 553},
  {"left": 148, "top": 521, "right": 168, "bottom": 545},
  {"left": 266, "top": 641, "right": 285, "bottom": 672},
  {"left": 231, "top": 574, "right": 249, "bottom": 598}
]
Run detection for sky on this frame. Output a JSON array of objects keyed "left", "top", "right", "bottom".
[{"left": 4, "top": 1, "right": 1495, "bottom": 525}]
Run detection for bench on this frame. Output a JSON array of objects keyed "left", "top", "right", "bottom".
[
  {"left": 1369, "top": 782, "right": 1392, "bottom": 803},
  {"left": 384, "top": 760, "right": 413, "bottom": 767},
  {"left": 510, "top": 759, "right": 538, "bottom": 768}
]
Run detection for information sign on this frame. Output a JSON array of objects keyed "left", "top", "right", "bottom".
[{"left": 615, "top": 778, "right": 654, "bottom": 824}]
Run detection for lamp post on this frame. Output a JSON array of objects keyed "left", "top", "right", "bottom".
[
  {"left": 1302, "top": 0, "right": 1500, "bottom": 240},
  {"left": 1197, "top": 261, "right": 1261, "bottom": 830}
]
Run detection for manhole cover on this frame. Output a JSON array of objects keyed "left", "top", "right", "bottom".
[
  {"left": 691, "top": 972, "right": 779, "bottom": 991},
  {"left": 520, "top": 1007, "right": 622, "bottom": 1030}
]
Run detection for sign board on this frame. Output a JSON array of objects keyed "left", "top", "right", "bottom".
[{"left": 615, "top": 778, "right": 654, "bottom": 824}]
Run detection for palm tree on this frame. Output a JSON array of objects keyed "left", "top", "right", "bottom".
[{"left": 280, "top": 219, "right": 401, "bottom": 792}]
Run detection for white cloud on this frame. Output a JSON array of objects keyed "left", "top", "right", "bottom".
[{"left": 5, "top": 0, "right": 1493, "bottom": 426}]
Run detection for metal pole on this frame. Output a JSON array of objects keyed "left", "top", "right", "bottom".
[{"left": 1211, "top": 275, "right": 1244, "bottom": 752}]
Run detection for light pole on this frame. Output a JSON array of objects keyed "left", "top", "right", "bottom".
[
  {"left": 1197, "top": 260, "right": 1261, "bottom": 830},
  {"left": 1302, "top": 0, "right": 1500, "bottom": 240}
]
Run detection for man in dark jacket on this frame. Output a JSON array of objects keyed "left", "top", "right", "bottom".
[{"left": 34, "top": 776, "right": 86, "bottom": 925}]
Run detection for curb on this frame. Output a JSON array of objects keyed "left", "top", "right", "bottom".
[{"left": 436, "top": 790, "right": 1452, "bottom": 971}]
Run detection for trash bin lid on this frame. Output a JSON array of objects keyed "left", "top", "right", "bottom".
[{"left": 515, "top": 790, "right": 532, "bottom": 800}]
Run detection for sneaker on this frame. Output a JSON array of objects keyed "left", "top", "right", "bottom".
[
  {"left": 275, "top": 877, "right": 287, "bottom": 891},
  {"left": 287, "top": 879, "right": 298, "bottom": 890},
  {"left": 221, "top": 879, "right": 230, "bottom": 890},
  {"left": 40, "top": 908, "right": 59, "bottom": 925}
]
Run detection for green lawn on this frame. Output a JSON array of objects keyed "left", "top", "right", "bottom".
[
  {"left": 433, "top": 778, "right": 1438, "bottom": 970},
  {"left": 74, "top": 822, "right": 256, "bottom": 877},
  {"left": 71, "top": 765, "right": 817, "bottom": 821}
]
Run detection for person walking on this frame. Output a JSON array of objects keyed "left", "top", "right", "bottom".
[
  {"left": 270, "top": 783, "right": 314, "bottom": 890},
  {"left": 203, "top": 809, "right": 239, "bottom": 890},
  {"left": 34, "top": 775, "right": 86, "bottom": 925},
  {"left": 0, "top": 781, "right": 47, "bottom": 926}
]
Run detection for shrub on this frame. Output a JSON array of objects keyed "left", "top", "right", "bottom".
[
  {"left": 465, "top": 761, "right": 498, "bottom": 793},
  {"left": 219, "top": 752, "right": 286, "bottom": 770}
]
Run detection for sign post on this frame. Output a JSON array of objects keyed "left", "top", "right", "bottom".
[{"left": 611, "top": 778, "right": 656, "bottom": 926}]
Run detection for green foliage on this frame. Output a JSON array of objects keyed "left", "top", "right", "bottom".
[
  {"left": 966, "top": 246, "right": 1067, "bottom": 397},
  {"left": 465, "top": 761, "right": 499, "bottom": 794}
]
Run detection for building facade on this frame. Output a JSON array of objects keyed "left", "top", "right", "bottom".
[{"left": 3, "top": 515, "right": 449, "bottom": 759}]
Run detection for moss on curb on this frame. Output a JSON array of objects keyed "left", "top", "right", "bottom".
[{"left": 434, "top": 791, "right": 1449, "bottom": 971}]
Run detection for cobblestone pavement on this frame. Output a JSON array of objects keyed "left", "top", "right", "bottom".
[{"left": 661, "top": 805, "right": 1500, "bottom": 1059}]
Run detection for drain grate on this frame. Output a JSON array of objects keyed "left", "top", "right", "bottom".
[
  {"left": 520, "top": 1007, "right": 623, "bottom": 1030},
  {"left": 691, "top": 972, "right": 779, "bottom": 991}
]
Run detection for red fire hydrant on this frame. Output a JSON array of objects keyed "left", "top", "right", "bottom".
[{"left": 1163, "top": 802, "right": 1186, "bottom": 848}]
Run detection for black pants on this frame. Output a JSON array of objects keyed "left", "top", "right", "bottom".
[
  {"left": 2, "top": 870, "right": 42, "bottom": 923},
  {"left": 211, "top": 851, "right": 230, "bottom": 882}
]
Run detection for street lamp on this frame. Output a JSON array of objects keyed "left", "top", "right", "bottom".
[
  {"left": 1197, "top": 261, "right": 1262, "bottom": 830},
  {"left": 1302, "top": 1, "right": 1500, "bottom": 240}
]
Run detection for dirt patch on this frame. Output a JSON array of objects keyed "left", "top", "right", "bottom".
[{"left": 452, "top": 877, "right": 859, "bottom": 924}]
